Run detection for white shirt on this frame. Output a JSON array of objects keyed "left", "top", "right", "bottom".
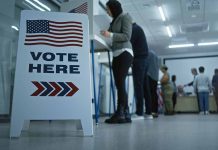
[{"left": 193, "top": 73, "right": 212, "bottom": 93}]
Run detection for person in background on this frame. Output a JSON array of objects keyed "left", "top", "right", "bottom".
[
  {"left": 193, "top": 66, "right": 212, "bottom": 115},
  {"left": 212, "top": 68, "right": 218, "bottom": 112},
  {"left": 185, "top": 68, "right": 198, "bottom": 87},
  {"left": 160, "top": 65, "right": 174, "bottom": 115},
  {"left": 184, "top": 67, "right": 200, "bottom": 111},
  {"left": 101, "top": 0, "right": 133, "bottom": 123},
  {"left": 147, "top": 50, "right": 159, "bottom": 118},
  {"left": 130, "top": 22, "right": 153, "bottom": 119},
  {"left": 171, "top": 75, "right": 177, "bottom": 112}
]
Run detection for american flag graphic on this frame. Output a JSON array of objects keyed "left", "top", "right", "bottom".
[
  {"left": 69, "top": 2, "right": 88, "bottom": 14},
  {"left": 25, "top": 20, "right": 83, "bottom": 47}
]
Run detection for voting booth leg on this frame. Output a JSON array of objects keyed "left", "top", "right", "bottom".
[
  {"left": 109, "top": 82, "right": 112, "bottom": 115},
  {"left": 90, "top": 40, "right": 98, "bottom": 124},
  {"left": 97, "top": 64, "right": 103, "bottom": 118}
]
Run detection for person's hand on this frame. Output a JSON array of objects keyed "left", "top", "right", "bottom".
[{"left": 100, "top": 30, "right": 111, "bottom": 38}]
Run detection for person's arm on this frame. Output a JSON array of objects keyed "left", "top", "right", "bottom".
[
  {"left": 186, "top": 81, "right": 194, "bottom": 86},
  {"left": 112, "top": 14, "right": 132, "bottom": 42}
]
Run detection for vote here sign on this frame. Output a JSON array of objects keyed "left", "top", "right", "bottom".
[{"left": 10, "top": 10, "right": 93, "bottom": 137}]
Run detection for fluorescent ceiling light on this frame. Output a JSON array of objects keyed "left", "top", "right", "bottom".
[
  {"left": 166, "top": 26, "right": 172, "bottom": 37},
  {"left": 11, "top": 26, "right": 19, "bottom": 31},
  {"left": 158, "top": 6, "right": 166, "bottom": 21},
  {"left": 33, "top": 0, "right": 51, "bottom": 11},
  {"left": 198, "top": 42, "right": 218, "bottom": 46},
  {"left": 25, "top": 0, "right": 45, "bottom": 11},
  {"left": 168, "top": 44, "right": 194, "bottom": 48}
]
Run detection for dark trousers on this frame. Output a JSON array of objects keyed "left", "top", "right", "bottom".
[
  {"left": 214, "top": 91, "right": 218, "bottom": 112},
  {"left": 112, "top": 51, "right": 133, "bottom": 110},
  {"left": 148, "top": 76, "right": 158, "bottom": 114},
  {"left": 132, "top": 57, "right": 151, "bottom": 115},
  {"left": 172, "top": 92, "right": 177, "bottom": 110}
]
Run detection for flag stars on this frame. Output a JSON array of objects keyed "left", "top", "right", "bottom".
[{"left": 26, "top": 20, "right": 49, "bottom": 33}]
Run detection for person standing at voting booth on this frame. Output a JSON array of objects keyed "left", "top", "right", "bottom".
[
  {"left": 100, "top": 0, "right": 133, "bottom": 123},
  {"left": 184, "top": 68, "right": 200, "bottom": 111},
  {"left": 193, "top": 66, "right": 212, "bottom": 115},
  {"left": 185, "top": 68, "right": 198, "bottom": 87},
  {"left": 212, "top": 68, "right": 218, "bottom": 112},
  {"left": 147, "top": 50, "right": 159, "bottom": 118},
  {"left": 130, "top": 22, "right": 153, "bottom": 119},
  {"left": 171, "top": 75, "right": 177, "bottom": 112},
  {"left": 160, "top": 65, "right": 174, "bottom": 115}
]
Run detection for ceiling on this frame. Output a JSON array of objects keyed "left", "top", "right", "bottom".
[
  {"left": 117, "top": 0, "right": 218, "bottom": 56},
  {"left": 13, "top": 0, "right": 218, "bottom": 56}
]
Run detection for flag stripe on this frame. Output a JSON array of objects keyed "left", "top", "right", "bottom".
[
  {"left": 48, "top": 31, "right": 83, "bottom": 36},
  {"left": 50, "top": 28, "right": 83, "bottom": 32},
  {"left": 26, "top": 34, "right": 83, "bottom": 40},
  {"left": 25, "top": 42, "right": 82, "bottom": 47},
  {"left": 49, "top": 24, "right": 82, "bottom": 28},
  {"left": 25, "top": 38, "right": 83, "bottom": 43},
  {"left": 49, "top": 20, "right": 82, "bottom": 25}
]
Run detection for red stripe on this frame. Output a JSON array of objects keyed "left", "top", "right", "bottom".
[
  {"left": 24, "top": 42, "right": 82, "bottom": 47},
  {"left": 49, "top": 31, "right": 83, "bottom": 36},
  {"left": 49, "top": 20, "right": 82, "bottom": 25},
  {"left": 50, "top": 28, "right": 83, "bottom": 32},
  {"left": 49, "top": 24, "right": 82, "bottom": 28},
  {"left": 26, "top": 34, "right": 83, "bottom": 40},
  {"left": 25, "top": 38, "right": 83, "bottom": 43}
]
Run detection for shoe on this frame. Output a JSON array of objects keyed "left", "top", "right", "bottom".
[
  {"left": 124, "top": 108, "right": 132, "bottom": 123},
  {"left": 152, "top": 113, "right": 158, "bottom": 118},
  {"left": 131, "top": 114, "right": 144, "bottom": 120},
  {"left": 144, "top": 114, "right": 153, "bottom": 120},
  {"left": 164, "top": 111, "right": 175, "bottom": 115},
  {"left": 205, "top": 111, "right": 209, "bottom": 115},
  {"left": 199, "top": 111, "right": 204, "bottom": 115},
  {"left": 105, "top": 113, "right": 126, "bottom": 124},
  {"left": 135, "top": 111, "right": 143, "bottom": 116},
  {"left": 105, "top": 106, "right": 130, "bottom": 124}
]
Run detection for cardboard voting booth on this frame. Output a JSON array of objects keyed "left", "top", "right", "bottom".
[{"left": 10, "top": 10, "right": 93, "bottom": 137}]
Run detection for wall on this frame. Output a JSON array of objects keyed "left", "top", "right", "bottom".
[
  {"left": 0, "top": 0, "right": 18, "bottom": 115},
  {"left": 162, "top": 52, "right": 218, "bottom": 94},
  {"left": 0, "top": 0, "right": 59, "bottom": 115}
]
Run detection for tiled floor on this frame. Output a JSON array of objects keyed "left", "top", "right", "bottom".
[{"left": 1, "top": 114, "right": 218, "bottom": 150}]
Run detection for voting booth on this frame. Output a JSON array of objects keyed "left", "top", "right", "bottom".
[{"left": 10, "top": 10, "right": 93, "bottom": 137}]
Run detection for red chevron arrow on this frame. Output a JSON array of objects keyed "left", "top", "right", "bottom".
[
  {"left": 31, "top": 81, "right": 45, "bottom": 96},
  {"left": 49, "top": 82, "right": 62, "bottom": 96},
  {"left": 66, "top": 82, "right": 79, "bottom": 96}
]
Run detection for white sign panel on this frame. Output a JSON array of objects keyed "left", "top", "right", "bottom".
[{"left": 10, "top": 10, "right": 93, "bottom": 137}]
